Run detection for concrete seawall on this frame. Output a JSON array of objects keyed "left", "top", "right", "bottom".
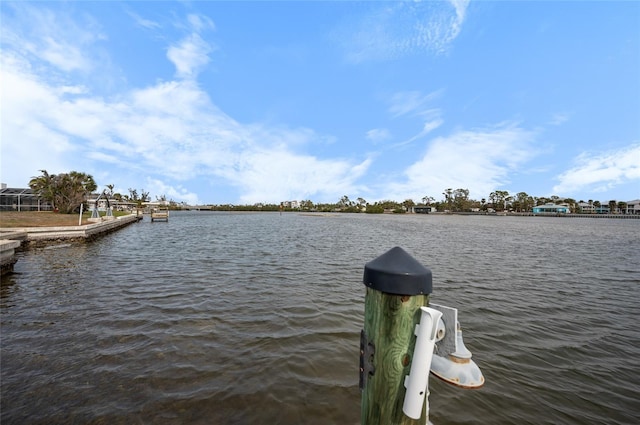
[{"left": 0, "top": 214, "right": 141, "bottom": 275}]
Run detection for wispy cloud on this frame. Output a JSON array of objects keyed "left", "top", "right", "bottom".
[
  {"left": 389, "top": 90, "right": 443, "bottom": 118},
  {"left": 382, "top": 122, "right": 538, "bottom": 201},
  {"left": 1, "top": 3, "right": 104, "bottom": 73},
  {"left": 126, "top": 9, "right": 161, "bottom": 30},
  {"left": 338, "top": 0, "right": 470, "bottom": 63},
  {"left": 186, "top": 14, "right": 215, "bottom": 32},
  {"left": 553, "top": 144, "right": 640, "bottom": 195},
  {"left": 366, "top": 128, "right": 391, "bottom": 144},
  {"left": 388, "top": 90, "right": 444, "bottom": 148},
  {"left": 549, "top": 112, "right": 570, "bottom": 126},
  {"left": 398, "top": 118, "right": 444, "bottom": 146}
]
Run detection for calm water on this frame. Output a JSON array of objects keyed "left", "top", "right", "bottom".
[{"left": 1, "top": 212, "right": 639, "bottom": 424}]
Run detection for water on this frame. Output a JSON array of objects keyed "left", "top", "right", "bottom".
[{"left": 1, "top": 212, "right": 639, "bottom": 424}]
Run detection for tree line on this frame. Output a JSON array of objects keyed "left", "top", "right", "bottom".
[
  {"left": 28, "top": 170, "right": 153, "bottom": 214},
  {"left": 28, "top": 170, "right": 630, "bottom": 214},
  {"left": 282, "top": 189, "right": 630, "bottom": 214}
]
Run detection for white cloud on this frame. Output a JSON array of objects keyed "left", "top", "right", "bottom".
[
  {"left": 222, "top": 150, "right": 372, "bottom": 204},
  {"left": 167, "top": 33, "right": 213, "bottom": 79},
  {"left": 339, "top": 0, "right": 470, "bottom": 63},
  {"left": 382, "top": 123, "right": 538, "bottom": 201},
  {"left": 553, "top": 144, "right": 640, "bottom": 194},
  {"left": 0, "top": 11, "right": 370, "bottom": 205},
  {"left": 145, "top": 177, "right": 200, "bottom": 206}
]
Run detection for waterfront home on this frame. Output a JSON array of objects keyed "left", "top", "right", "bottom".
[
  {"left": 532, "top": 203, "right": 570, "bottom": 214},
  {"left": 0, "top": 186, "right": 53, "bottom": 212},
  {"left": 625, "top": 200, "right": 640, "bottom": 214}
]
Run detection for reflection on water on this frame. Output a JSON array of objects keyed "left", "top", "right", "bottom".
[{"left": 2, "top": 212, "right": 639, "bottom": 424}]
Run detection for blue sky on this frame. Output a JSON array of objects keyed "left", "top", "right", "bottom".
[{"left": 1, "top": 1, "right": 638, "bottom": 205}]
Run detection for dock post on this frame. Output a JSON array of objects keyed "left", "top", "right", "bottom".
[{"left": 360, "top": 246, "right": 433, "bottom": 425}]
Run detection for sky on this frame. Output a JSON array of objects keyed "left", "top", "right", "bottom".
[{"left": 1, "top": 1, "right": 639, "bottom": 206}]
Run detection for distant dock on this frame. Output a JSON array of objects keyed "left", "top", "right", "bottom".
[{"left": 151, "top": 209, "right": 169, "bottom": 222}]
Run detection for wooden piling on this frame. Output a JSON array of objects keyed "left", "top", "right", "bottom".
[{"left": 360, "top": 247, "right": 433, "bottom": 425}]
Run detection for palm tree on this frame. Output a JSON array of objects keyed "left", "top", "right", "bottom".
[
  {"left": 29, "top": 170, "right": 56, "bottom": 210},
  {"left": 29, "top": 170, "right": 97, "bottom": 213}
]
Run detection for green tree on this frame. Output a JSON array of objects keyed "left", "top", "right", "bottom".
[
  {"left": 515, "top": 192, "right": 534, "bottom": 212},
  {"left": 564, "top": 198, "right": 576, "bottom": 213},
  {"left": 365, "top": 203, "right": 384, "bottom": 214},
  {"left": 489, "top": 190, "right": 509, "bottom": 211},
  {"left": 452, "top": 188, "right": 470, "bottom": 211},
  {"left": 29, "top": 170, "right": 97, "bottom": 214},
  {"left": 422, "top": 196, "right": 435, "bottom": 205},
  {"left": 442, "top": 188, "right": 453, "bottom": 211},
  {"left": 618, "top": 201, "right": 627, "bottom": 214},
  {"left": 337, "top": 195, "right": 352, "bottom": 209},
  {"left": 536, "top": 196, "right": 550, "bottom": 206},
  {"left": 28, "top": 170, "right": 56, "bottom": 208},
  {"left": 128, "top": 188, "right": 150, "bottom": 207},
  {"left": 593, "top": 200, "right": 602, "bottom": 213},
  {"left": 608, "top": 200, "right": 617, "bottom": 213},
  {"left": 300, "top": 199, "right": 314, "bottom": 210},
  {"left": 402, "top": 199, "right": 415, "bottom": 212}
]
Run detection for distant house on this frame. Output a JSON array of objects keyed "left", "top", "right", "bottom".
[
  {"left": 86, "top": 193, "right": 137, "bottom": 212},
  {"left": 413, "top": 205, "right": 434, "bottom": 214},
  {"left": 281, "top": 200, "right": 300, "bottom": 209},
  {"left": 577, "top": 202, "right": 594, "bottom": 213},
  {"left": 624, "top": 199, "right": 640, "bottom": 214},
  {"left": 532, "top": 203, "right": 570, "bottom": 214}
]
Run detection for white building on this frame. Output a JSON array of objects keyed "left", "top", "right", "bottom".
[{"left": 624, "top": 199, "right": 640, "bottom": 214}]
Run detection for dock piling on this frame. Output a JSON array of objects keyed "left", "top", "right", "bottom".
[{"left": 360, "top": 246, "right": 433, "bottom": 425}]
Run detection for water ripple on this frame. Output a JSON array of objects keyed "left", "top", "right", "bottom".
[{"left": 2, "top": 213, "right": 638, "bottom": 424}]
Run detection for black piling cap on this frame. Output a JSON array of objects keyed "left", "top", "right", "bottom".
[{"left": 363, "top": 246, "right": 433, "bottom": 295}]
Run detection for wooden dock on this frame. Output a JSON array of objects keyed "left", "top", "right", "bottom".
[{"left": 151, "top": 209, "right": 169, "bottom": 222}]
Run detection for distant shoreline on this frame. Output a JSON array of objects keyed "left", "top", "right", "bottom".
[{"left": 434, "top": 212, "right": 639, "bottom": 219}]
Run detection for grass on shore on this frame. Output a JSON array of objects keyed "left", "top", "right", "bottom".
[{"left": 0, "top": 211, "right": 132, "bottom": 228}]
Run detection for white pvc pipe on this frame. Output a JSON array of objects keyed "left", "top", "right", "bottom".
[{"left": 402, "top": 306, "right": 443, "bottom": 420}]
